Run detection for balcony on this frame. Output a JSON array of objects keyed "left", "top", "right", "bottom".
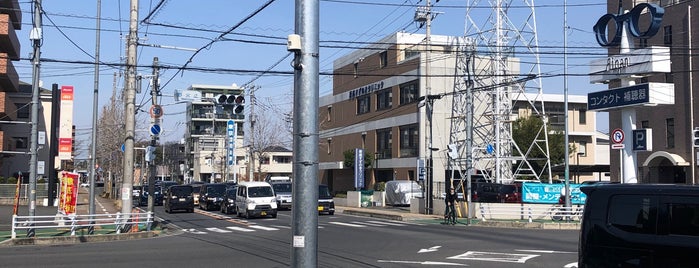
[
  {"left": 0, "top": 52, "right": 18, "bottom": 92},
  {"left": 0, "top": 0, "right": 21, "bottom": 31},
  {"left": 0, "top": 91, "right": 16, "bottom": 120},
  {"left": 0, "top": 14, "right": 19, "bottom": 61}
]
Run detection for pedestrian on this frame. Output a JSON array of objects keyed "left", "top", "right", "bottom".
[{"left": 445, "top": 187, "right": 457, "bottom": 225}]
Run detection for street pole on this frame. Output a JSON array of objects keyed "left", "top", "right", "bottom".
[
  {"left": 248, "top": 85, "right": 256, "bottom": 182},
  {"left": 147, "top": 57, "right": 159, "bottom": 213},
  {"left": 563, "top": 0, "right": 571, "bottom": 215},
  {"left": 27, "top": 0, "right": 43, "bottom": 238},
  {"left": 88, "top": 0, "right": 102, "bottom": 235},
  {"left": 422, "top": 0, "right": 434, "bottom": 215},
  {"left": 292, "top": 0, "right": 319, "bottom": 266},
  {"left": 121, "top": 0, "right": 138, "bottom": 222}
]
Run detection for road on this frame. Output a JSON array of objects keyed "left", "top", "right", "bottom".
[{"left": 1, "top": 205, "right": 580, "bottom": 267}]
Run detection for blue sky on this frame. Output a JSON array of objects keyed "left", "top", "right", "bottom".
[{"left": 15, "top": 0, "right": 610, "bottom": 154}]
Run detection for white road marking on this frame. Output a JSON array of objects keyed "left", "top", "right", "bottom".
[
  {"left": 182, "top": 228, "right": 206, "bottom": 234},
  {"left": 248, "top": 225, "right": 279, "bottom": 231},
  {"left": 351, "top": 221, "right": 385, "bottom": 227},
  {"left": 418, "top": 246, "right": 442, "bottom": 253},
  {"left": 564, "top": 262, "right": 578, "bottom": 268},
  {"left": 377, "top": 260, "right": 468, "bottom": 266},
  {"left": 366, "top": 220, "right": 405, "bottom": 226},
  {"left": 515, "top": 249, "right": 576, "bottom": 254},
  {"left": 448, "top": 251, "right": 539, "bottom": 263},
  {"left": 205, "top": 227, "right": 232, "bottom": 233},
  {"left": 329, "top": 222, "right": 366, "bottom": 228},
  {"left": 226, "top": 226, "right": 255, "bottom": 232},
  {"left": 271, "top": 225, "right": 291, "bottom": 229}
]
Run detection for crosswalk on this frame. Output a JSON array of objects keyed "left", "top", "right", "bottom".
[{"left": 181, "top": 219, "right": 422, "bottom": 235}]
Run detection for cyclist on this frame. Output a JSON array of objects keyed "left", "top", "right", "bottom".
[{"left": 444, "top": 187, "right": 457, "bottom": 225}]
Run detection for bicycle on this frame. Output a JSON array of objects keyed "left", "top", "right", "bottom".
[
  {"left": 444, "top": 205, "right": 457, "bottom": 225},
  {"left": 550, "top": 204, "right": 584, "bottom": 221}
]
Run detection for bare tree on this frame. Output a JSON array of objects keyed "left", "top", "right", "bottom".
[
  {"left": 95, "top": 75, "right": 126, "bottom": 180},
  {"left": 249, "top": 112, "right": 286, "bottom": 180}
]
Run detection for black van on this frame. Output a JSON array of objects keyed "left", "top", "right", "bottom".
[
  {"left": 198, "top": 183, "right": 227, "bottom": 211},
  {"left": 579, "top": 184, "right": 699, "bottom": 267},
  {"left": 164, "top": 185, "right": 194, "bottom": 213}
]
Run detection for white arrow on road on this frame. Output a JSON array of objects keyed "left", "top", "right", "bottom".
[{"left": 418, "top": 246, "right": 442, "bottom": 253}]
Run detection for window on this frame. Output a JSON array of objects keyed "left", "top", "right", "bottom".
[
  {"left": 668, "top": 201, "right": 699, "bottom": 236},
  {"left": 663, "top": 25, "right": 672, "bottom": 45},
  {"left": 326, "top": 138, "right": 332, "bottom": 155},
  {"left": 399, "top": 124, "right": 418, "bottom": 157},
  {"left": 399, "top": 81, "right": 419, "bottom": 105},
  {"left": 404, "top": 49, "right": 420, "bottom": 59},
  {"left": 353, "top": 63, "right": 359, "bottom": 78},
  {"left": 376, "top": 128, "right": 392, "bottom": 159},
  {"left": 379, "top": 51, "right": 388, "bottom": 68},
  {"left": 357, "top": 95, "right": 370, "bottom": 114},
  {"left": 608, "top": 195, "right": 657, "bottom": 234},
  {"left": 326, "top": 106, "right": 332, "bottom": 122},
  {"left": 666, "top": 118, "right": 675, "bottom": 148},
  {"left": 14, "top": 137, "right": 27, "bottom": 149},
  {"left": 273, "top": 156, "right": 291, "bottom": 164},
  {"left": 376, "top": 89, "right": 392, "bottom": 110},
  {"left": 16, "top": 103, "right": 29, "bottom": 119},
  {"left": 579, "top": 109, "right": 587, "bottom": 125},
  {"left": 641, "top": 120, "right": 649, "bottom": 128},
  {"left": 639, "top": 38, "right": 648, "bottom": 48}
]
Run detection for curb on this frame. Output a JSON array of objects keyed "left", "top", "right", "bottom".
[{"left": 0, "top": 231, "right": 159, "bottom": 247}]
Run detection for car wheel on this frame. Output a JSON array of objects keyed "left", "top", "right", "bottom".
[
  {"left": 329, "top": 211, "right": 334, "bottom": 215},
  {"left": 245, "top": 209, "right": 250, "bottom": 219},
  {"left": 272, "top": 213, "right": 277, "bottom": 218}
]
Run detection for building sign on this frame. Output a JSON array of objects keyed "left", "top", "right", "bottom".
[
  {"left": 593, "top": 3, "right": 664, "bottom": 47},
  {"left": 354, "top": 148, "right": 365, "bottom": 189},
  {"left": 589, "top": 46, "right": 670, "bottom": 83},
  {"left": 521, "top": 182, "right": 586, "bottom": 205},
  {"left": 348, "top": 81, "right": 384, "bottom": 99},
  {"left": 58, "top": 86, "right": 74, "bottom": 160},
  {"left": 588, "top": 83, "right": 674, "bottom": 111}
]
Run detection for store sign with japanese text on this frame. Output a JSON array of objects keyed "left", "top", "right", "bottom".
[{"left": 58, "top": 172, "right": 79, "bottom": 215}]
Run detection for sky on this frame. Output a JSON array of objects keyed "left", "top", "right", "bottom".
[{"left": 15, "top": 0, "right": 611, "bottom": 156}]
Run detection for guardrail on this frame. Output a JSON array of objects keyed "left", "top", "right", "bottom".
[
  {"left": 478, "top": 203, "right": 584, "bottom": 222},
  {"left": 11, "top": 212, "right": 153, "bottom": 239}
]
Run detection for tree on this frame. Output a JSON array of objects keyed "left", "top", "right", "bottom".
[
  {"left": 512, "top": 116, "right": 570, "bottom": 180},
  {"left": 249, "top": 112, "right": 287, "bottom": 181},
  {"left": 95, "top": 79, "right": 126, "bottom": 180},
  {"left": 342, "top": 149, "right": 374, "bottom": 169}
]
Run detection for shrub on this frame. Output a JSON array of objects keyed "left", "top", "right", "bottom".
[
  {"left": 374, "top": 181, "right": 386, "bottom": 191},
  {"left": 6, "top": 177, "right": 17, "bottom": 184},
  {"left": 38, "top": 178, "right": 47, "bottom": 183},
  {"left": 0, "top": 176, "right": 5, "bottom": 184}
]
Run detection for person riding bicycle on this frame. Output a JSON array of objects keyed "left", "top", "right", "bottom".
[{"left": 445, "top": 187, "right": 457, "bottom": 224}]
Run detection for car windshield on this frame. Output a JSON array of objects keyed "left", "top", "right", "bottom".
[
  {"left": 226, "top": 188, "right": 236, "bottom": 197},
  {"left": 207, "top": 185, "right": 227, "bottom": 197},
  {"left": 273, "top": 183, "right": 292, "bottom": 193},
  {"left": 319, "top": 186, "right": 332, "bottom": 199},
  {"left": 170, "top": 187, "right": 192, "bottom": 196},
  {"left": 249, "top": 186, "right": 274, "bottom": 197},
  {"left": 191, "top": 186, "right": 201, "bottom": 194}
]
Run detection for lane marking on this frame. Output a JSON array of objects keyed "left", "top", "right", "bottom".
[
  {"left": 248, "top": 225, "right": 280, "bottom": 231},
  {"left": 515, "top": 249, "right": 576, "bottom": 254},
  {"left": 329, "top": 222, "right": 366, "bottom": 228},
  {"left": 366, "top": 220, "right": 405, "bottom": 226},
  {"left": 351, "top": 221, "right": 386, "bottom": 227},
  {"left": 377, "top": 260, "right": 468, "bottom": 266},
  {"left": 448, "top": 251, "right": 539, "bottom": 264},
  {"left": 226, "top": 226, "right": 255, "bottom": 232},
  {"left": 418, "top": 246, "right": 442, "bottom": 253},
  {"left": 206, "top": 227, "right": 232, "bottom": 233}
]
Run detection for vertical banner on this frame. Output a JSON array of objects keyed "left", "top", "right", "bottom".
[
  {"left": 227, "top": 120, "right": 236, "bottom": 166},
  {"left": 354, "top": 148, "right": 365, "bottom": 189},
  {"left": 58, "top": 86, "right": 74, "bottom": 160},
  {"left": 58, "top": 172, "right": 79, "bottom": 215}
]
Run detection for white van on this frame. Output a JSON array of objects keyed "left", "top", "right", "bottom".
[{"left": 235, "top": 181, "right": 278, "bottom": 218}]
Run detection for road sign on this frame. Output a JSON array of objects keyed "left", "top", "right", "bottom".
[
  {"left": 611, "top": 144, "right": 625, "bottom": 149},
  {"left": 149, "top": 104, "right": 163, "bottom": 119},
  {"left": 633, "top": 129, "right": 652, "bottom": 151},
  {"left": 611, "top": 128, "right": 624, "bottom": 144},
  {"left": 150, "top": 124, "right": 161, "bottom": 136},
  {"left": 227, "top": 120, "right": 236, "bottom": 166}
]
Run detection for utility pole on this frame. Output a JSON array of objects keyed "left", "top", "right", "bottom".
[
  {"left": 415, "top": 0, "right": 434, "bottom": 215},
  {"left": 248, "top": 85, "right": 256, "bottom": 182},
  {"left": 27, "top": 0, "right": 43, "bottom": 237},
  {"left": 292, "top": 0, "right": 319, "bottom": 266},
  {"left": 121, "top": 0, "right": 138, "bottom": 222},
  {"left": 88, "top": 0, "right": 102, "bottom": 235},
  {"left": 147, "top": 57, "right": 159, "bottom": 213}
]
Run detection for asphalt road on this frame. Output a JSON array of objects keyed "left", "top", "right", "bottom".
[{"left": 0, "top": 204, "right": 580, "bottom": 268}]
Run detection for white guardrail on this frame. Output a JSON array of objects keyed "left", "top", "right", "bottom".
[
  {"left": 478, "top": 203, "right": 585, "bottom": 222},
  {"left": 11, "top": 212, "right": 153, "bottom": 239}
]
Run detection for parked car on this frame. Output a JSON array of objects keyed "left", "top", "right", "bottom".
[
  {"left": 271, "top": 181, "right": 293, "bottom": 210},
  {"left": 198, "top": 183, "right": 227, "bottom": 211},
  {"left": 235, "top": 181, "right": 277, "bottom": 219},
  {"left": 496, "top": 183, "right": 522, "bottom": 203},
  {"left": 164, "top": 185, "right": 194, "bottom": 213},
  {"left": 318, "top": 184, "right": 335, "bottom": 215},
  {"left": 139, "top": 186, "right": 163, "bottom": 206},
  {"left": 157, "top": 181, "right": 178, "bottom": 195},
  {"left": 472, "top": 182, "right": 502, "bottom": 202},
  {"left": 220, "top": 186, "right": 237, "bottom": 215},
  {"left": 579, "top": 183, "right": 699, "bottom": 267},
  {"left": 384, "top": 180, "right": 423, "bottom": 206}
]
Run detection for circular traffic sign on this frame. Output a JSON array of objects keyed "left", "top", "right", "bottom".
[
  {"left": 150, "top": 105, "right": 163, "bottom": 119},
  {"left": 150, "top": 124, "right": 162, "bottom": 136},
  {"left": 611, "top": 128, "right": 624, "bottom": 144}
]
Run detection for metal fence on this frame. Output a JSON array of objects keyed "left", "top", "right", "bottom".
[
  {"left": 478, "top": 203, "right": 584, "bottom": 222},
  {"left": 11, "top": 212, "right": 153, "bottom": 239},
  {"left": 0, "top": 184, "right": 53, "bottom": 199}
]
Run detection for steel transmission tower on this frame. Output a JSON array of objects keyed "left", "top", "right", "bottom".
[{"left": 449, "top": 0, "right": 552, "bottom": 184}]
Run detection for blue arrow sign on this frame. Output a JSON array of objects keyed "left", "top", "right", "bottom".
[{"left": 150, "top": 124, "right": 161, "bottom": 136}]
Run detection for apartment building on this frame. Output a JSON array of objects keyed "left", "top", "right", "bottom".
[{"left": 184, "top": 84, "right": 245, "bottom": 183}]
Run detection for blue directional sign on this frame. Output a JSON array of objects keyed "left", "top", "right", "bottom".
[
  {"left": 227, "top": 120, "right": 236, "bottom": 166},
  {"left": 150, "top": 124, "right": 161, "bottom": 136}
]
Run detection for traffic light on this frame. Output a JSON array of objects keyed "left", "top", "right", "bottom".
[
  {"left": 693, "top": 128, "right": 699, "bottom": 148},
  {"left": 215, "top": 94, "right": 245, "bottom": 114}
]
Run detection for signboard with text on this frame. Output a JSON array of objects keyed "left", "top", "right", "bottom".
[
  {"left": 58, "top": 86, "right": 74, "bottom": 160},
  {"left": 58, "top": 172, "right": 79, "bottom": 215},
  {"left": 588, "top": 83, "right": 674, "bottom": 111},
  {"left": 354, "top": 148, "right": 365, "bottom": 189}
]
